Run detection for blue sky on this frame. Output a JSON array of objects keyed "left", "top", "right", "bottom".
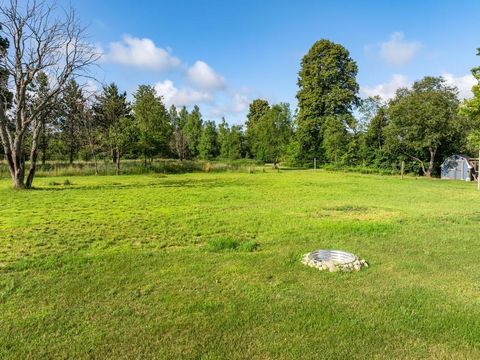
[{"left": 67, "top": 0, "right": 480, "bottom": 124}]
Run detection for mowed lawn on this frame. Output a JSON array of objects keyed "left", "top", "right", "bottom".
[{"left": 1, "top": 171, "right": 480, "bottom": 359}]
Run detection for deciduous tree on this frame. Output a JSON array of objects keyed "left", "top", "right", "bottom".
[
  {"left": 0, "top": 0, "right": 98, "bottom": 188},
  {"left": 250, "top": 103, "right": 293, "bottom": 167},
  {"left": 169, "top": 105, "right": 187, "bottom": 160},
  {"left": 245, "top": 99, "right": 270, "bottom": 156},
  {"left": 385, "top": 77, "right": 461, "bottom": 177},
  {"left": 296, "top": 39, "right": 359, "bottom": 162}
]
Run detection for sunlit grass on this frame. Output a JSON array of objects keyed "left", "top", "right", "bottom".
[{"left": 1, "top": 171, "right": 480, "bottom": 359}]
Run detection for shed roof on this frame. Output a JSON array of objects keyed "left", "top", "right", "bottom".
[{"left": 442, "top": 154, "right": 474, "bottom": 169}]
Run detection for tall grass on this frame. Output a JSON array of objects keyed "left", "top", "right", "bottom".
[{"left": 0, "top": 158, "right": 264, "bottom": 178}]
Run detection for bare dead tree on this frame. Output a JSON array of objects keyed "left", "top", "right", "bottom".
[
  {"left": 0, "top": 0, "right": 99, "bottom": 188},
  {"left": 170, "top": 129, "right": 187, "bottom": 161}
]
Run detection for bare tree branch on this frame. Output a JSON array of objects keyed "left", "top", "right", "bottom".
[{"left": 0, "top": 0, "right": 99, "bottom": 188}]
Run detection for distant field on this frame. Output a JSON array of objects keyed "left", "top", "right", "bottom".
[{"left": 1, "top": 171, "right": 480, "bottom": 359}]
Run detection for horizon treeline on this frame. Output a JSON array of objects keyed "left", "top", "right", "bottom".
[{"left": 3, "top": 39, "right": 480, "bottom": 177}]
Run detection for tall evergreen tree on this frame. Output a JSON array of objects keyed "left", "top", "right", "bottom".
[
  {"left": 296, "top": 39, "right": 359, "bottom": 162},
  {"left": 218, "top": 117, "right": 230, "bottom": 159},
  {"left": 178, "top": 106, "right": 189, "bottom": 130},
  {"left": 227, "top": 125, "right": 244, "bottom": 160},
  {"left": 79, "top": 100, "right": 101, "bottom": 175},
  {"left": 28, "top": 72, "right": 55, "bottom": 165},
  {"left": 133, "top": 85, "right": 171, "bottom": 165},
  {"left": 183, "top": 105, "right": 203, "bottom": 158},
  {"left": 59, "top": 80, "right": 84, "bottom": 164},
  {"left": 199, "top": 120, "right": 219, "bottom": 160},
  {"left": 93, "top": 83, "right": 133, "bottom": 174}
]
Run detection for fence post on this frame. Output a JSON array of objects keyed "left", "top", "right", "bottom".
[
  {"left": 401, "top": 160, "right": 405, "bottom": 180},
  {"left": 478, "top": 149, "right": 480, "bottom": 191},
  {"left": 314, "top": 158, "right": 317, "bottom": 170}
]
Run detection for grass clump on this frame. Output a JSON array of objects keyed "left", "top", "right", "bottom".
[{"left": 206, "top": 238, "right": 259, "bottom": 252}]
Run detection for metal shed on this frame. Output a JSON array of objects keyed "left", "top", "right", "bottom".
[{"left": 441, "top": 155, "right": 478, "bottom": 181}]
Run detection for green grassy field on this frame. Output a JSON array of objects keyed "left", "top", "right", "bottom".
[{"left": 1, "top": 170, "right": 480, "bottom": 359}]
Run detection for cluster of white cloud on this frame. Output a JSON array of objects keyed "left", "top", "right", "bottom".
[
  {"left": 379, "top": 32, "right": 422, "bottom": 67},
  {"left": 154, "top": 80, "right": 212, "bottom": 107},
  {"left": 103, "top": 35, "right": 181, "bottom": 70},
  {"left": 100, "top": 32, "right": 476, "bottom": 121},
  {"left": 361, "top": 73, "right": 475, "bottom": 100},
  {"left": 186, "top": 61, "right": 226, "bottom": 91},
  {"left": 441, "top": 73, "right": 476, "bottom": 99},
  {"left": 211, "top": 92, "right": 250, "bottom": 117},
  {"left": 361, "top": 74, "right": 409, "bottom": 99},
  {"left": 101, "top": 35, "right": 248, "bottom": 120},
  {"left": 361, "top": 32, "right": 476, "bottom": 100}
]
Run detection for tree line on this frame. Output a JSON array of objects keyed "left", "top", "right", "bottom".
[
  {"left": 2, "top": 1, "right": 480, "bottom": 188},
  {"left": 17, "top": 80, "right": 287, "bottom": 175}
]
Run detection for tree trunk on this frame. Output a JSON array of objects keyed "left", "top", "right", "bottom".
[
  {"left": 69, "top": 146, "right": 74, "bottom": 165},
  {"left": 11, "top": 159, "right": 25, "bottom": 189},
  {"left": 93, "top": 152, "right": 99, "bottom": 176},
  {"left": 425, "top": 149, "right": 436, "bottom": 177},
  {"left": 25, "top": 148, "right": 38, "bottom": 189},
  {"left": 115, "top": 148, "right": 120, "bottom": 175},
  {"left": 11, "top": 137, "right": 26, "bottom": 189},
  {"left": 25, "top": 122, "right": 43, "bottom": 189}
]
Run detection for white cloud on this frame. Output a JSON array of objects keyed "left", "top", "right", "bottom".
[
  {"left": 186, "top": 61, "right": 227, "bottom": 90},
  {"left": 211, "top": 92, "right": 250, "bottom": 118},
  {"left": 379, "top": 32, "right": 422, "bottom": 66},
  {"left": 154, "top": 80, "right": 212, "bottom": 107},
  {"left": 362, "top": 73, "right": 477, "bottom": 101},
  {"left": 441, "top": 73, "right": 476, "bottom": 99},
  {"left": 103, "top": 35, "right": 181, "bottom": 70},
  {"left": 230, "top": 93, "right": 249, "bottom": 113},
  {"left": 361, "top": 74, "right": 410, "bottom": 100},
  {"left": 100, "top": 36, "right": 252, "bottom": 121}
]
